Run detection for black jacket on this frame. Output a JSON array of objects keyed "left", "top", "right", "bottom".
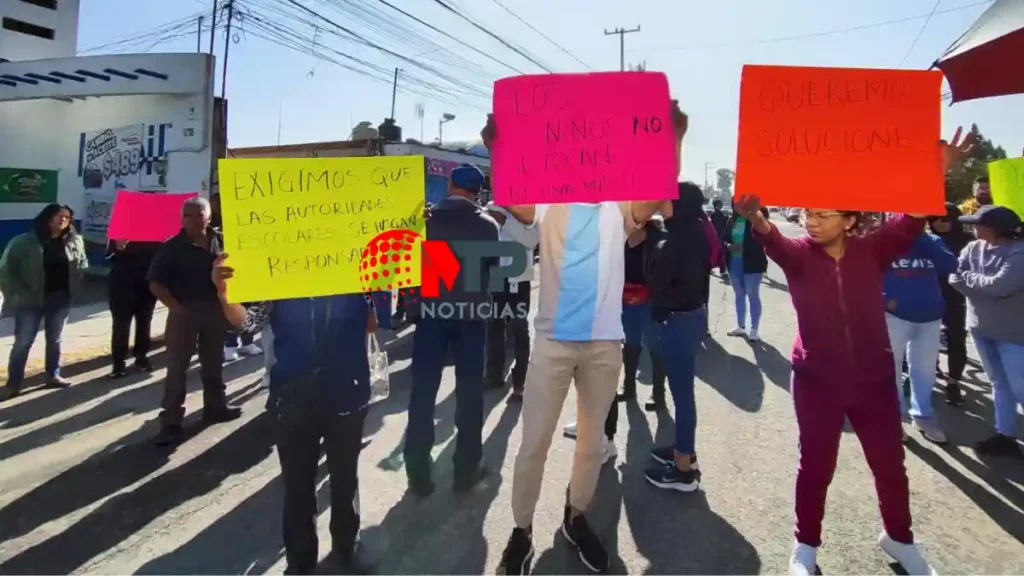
[
  {"left": 930, "top": 203, "right": 971, "bottom": 309},
  {"left": 721, "top": 213, "right": 769, "bottom": 274},
  {"left": 649, "top": 189, "right": 710, "bottom": 320},
  {"left": 424, "top": 196, "right": 500, "bottom": 306},
  {"left": 624, "top": 220, "right": 664, "bottom": 287},
  {"left": 106, "top": 241, "right": 159, "bottom": 310},
  {"left": 710, "top": 209, "right": 729, "bottom": 237}
]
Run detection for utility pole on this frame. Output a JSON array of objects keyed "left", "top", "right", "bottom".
[
  {"left": 604, "top": 26, "right": 640, "bottom": 71},
  {"left": 389, "top": 68, "right": 399, "bottom": 119},
  {"left": 221, "top": 1, "right": 234, "bottom": 100},
  {"left": 196, "top": 16, "right": 204, "bottom": 52},
  {"left": 208, "top": 0, "right": 218, "bottom": 54}
]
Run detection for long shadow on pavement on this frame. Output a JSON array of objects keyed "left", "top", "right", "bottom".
[
  {"left": 0, "top": 337, "right": 168, "bottom": 428},
  {"left": 361, "top": 395, "right": 521, "bottom": 574},
  {"left": 620, "top": 402, "right": 761, "bottom": 574},
  {"left": 749, "top": 340, "right": 792, "bottom": 392},
  {"left": 0, "top": 353, "right": 265, "bottom": 461},
  {"left": 696, "top": 337, "right": 765, "bottom": 413},
  {"left": 0, "top": 380, "right": 267, "bottom": 574}
]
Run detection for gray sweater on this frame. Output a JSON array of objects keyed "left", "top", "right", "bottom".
[{"left": 949, "top": 238, "right": 1024, "bottom": 344}]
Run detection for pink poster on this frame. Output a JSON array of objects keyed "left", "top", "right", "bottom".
[
  {"left": 491, "top": 71, "right": 678, "bottom": 205},
  {"left": 107, "top": 191, "right": 198, "bottom": 242}
]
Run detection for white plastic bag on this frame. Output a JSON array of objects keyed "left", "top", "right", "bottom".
[{"left": 368, "top": 333, "right": 389, "bottom": 404}]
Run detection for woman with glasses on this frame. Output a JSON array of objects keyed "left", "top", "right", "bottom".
[{"left": 733, "top": 129, "right": 973, "bottom": 576}]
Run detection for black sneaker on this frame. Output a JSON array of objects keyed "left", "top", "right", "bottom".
[
  {"left": 497, "top": 527, "right": 534, "bottom": 575},
  {"left": 945, "top": 381, "right": 963, "bottom": 406},
  {"left": 644, "top": 465, "right": 701, "bottom": 493},
  {"left": 453, "top": 463, "right": 488, "bottom": 493},
  {"left": 975, "top": 433, "right": 1022, "bottom": 457},
  {"left": 650, "top": 446, "right": 699, "bottom": 470},
  {"left": 135, "top": 359, "right": 153, "bottom": 373},
  {"left": 485, "top": 375, "right": 506, "bottom": 390},
  {"left": 561, "top": 508, "right": 608, "bottom": 573},
  {"left": 109, "top": 367, "right": 128, "bottom": 379},
  {"left": 408, "top": 478, "right": 435, "bottom": 498},
  {"left": 643, "top": 396, "right": 664, "bottom": 412},
  {"left": 202, "top": 405, "right": 242, "bottom": 423},
  {"left": 153, "top": 425, "right": 183, "bottom": 447},
  {"left": 0, "top": 385, "right": 20, "bottom": 402}
]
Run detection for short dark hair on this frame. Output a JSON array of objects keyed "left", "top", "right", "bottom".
[
  {"left": 712, "top": 199, "right": 723, "bottom": 208},
  {"left": 975, "top": 176, "right": 990, "bottom": 185}
]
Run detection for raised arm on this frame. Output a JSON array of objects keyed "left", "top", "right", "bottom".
[
  {"left": 736, "top": 194, "right": 807, "bottom": 273},
  {"left": 862, "top": 214, "right": 926, "bottom": 270},
  {"left": 631, "top": 101, "right": 687, "bottom": 226}
]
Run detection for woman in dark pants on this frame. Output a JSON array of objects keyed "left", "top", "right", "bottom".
[
  {"left": 928, "top": 203, "right": 971, "bottom": 405},
  {"left": 106, "top": 240, "right": 159, "bottom": 377}
]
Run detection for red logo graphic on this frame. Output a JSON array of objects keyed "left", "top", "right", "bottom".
[{"left": 359, "top": 230, "right": 422, "bottom": 295}]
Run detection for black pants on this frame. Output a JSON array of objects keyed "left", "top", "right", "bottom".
[
  {"left": 942, "top": 303, "right": 967, "bottom": 381},
  {"left": 275, "top": 383, "right": 367, "bottom": 574},
  {"left": 486, "top": 281, "right": 531, "bottom": 387},
  {"left": 605, "top": 398, "right": 617, "bottom": 440},
  {"left": 110, "top": 292, "right": 157, "bottom": 371}
]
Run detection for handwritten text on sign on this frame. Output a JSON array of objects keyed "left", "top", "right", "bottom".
[
  {"left": 989, "top": 157, "right": 1024, "bottom": 219},
  {"left": 491, "top": 72, "right": 678, "bottom": 205},
  {"left": 735, "top": 65, "right": 944, "bottom": 214},
  {"left": 218, "top": 156, "right": 426, "bottom": 303}
]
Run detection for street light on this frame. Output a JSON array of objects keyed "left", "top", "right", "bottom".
[
  {"left": 704, "top": 162, "right": 717, "bottom": 196},
  {"left": 438, "top": 113, "right": 455, "bottom": 146}
]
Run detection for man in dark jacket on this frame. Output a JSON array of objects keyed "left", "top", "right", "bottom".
[
  {"left": 928, "top": 202, "right": 972, "bottom": 405},
  {"left": 148, "top": 197, "right": 239, "bottom": 446},
  {"left": 213, "top": 257, "right": 378, "bottom": 575},
  {"left": 710, "top": 200, "right": 729, "bottom": 275},
  {"left": 404, "top": 165, "right": 499, "bottom": 496}
]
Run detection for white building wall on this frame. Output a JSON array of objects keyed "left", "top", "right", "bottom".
[{"left": 0, "top": 0, "right": 79, "bottom": 61}]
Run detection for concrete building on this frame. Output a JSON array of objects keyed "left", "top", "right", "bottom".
[{"left": 0, "top": 2, "right": 216, "bottom": 265}]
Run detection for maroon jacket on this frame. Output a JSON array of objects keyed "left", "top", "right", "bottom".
[{"left": 755, "top": 215, "right": 925, "bottom": 393}]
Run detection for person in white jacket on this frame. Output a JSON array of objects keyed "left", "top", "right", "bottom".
[{"left": 484, "top": 203, "right": 539, "bottom": 399}]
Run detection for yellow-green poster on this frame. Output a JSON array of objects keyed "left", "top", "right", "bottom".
[
  {"left": 989, "top": 157, "right": 1024, "bottom": 219},
  {"left": 218, "top": 156, "right": 426, "bottom": 303},
  {"left": 0, "top": 168, "right": 58, "bottom": 203}
]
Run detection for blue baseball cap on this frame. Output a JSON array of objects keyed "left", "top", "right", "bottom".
[
  {"left": 450, "top": 164, "right": 485, "bottom": 194},
  {"left": 959, "top": 205, "right": 1022, "bottom": 234}
]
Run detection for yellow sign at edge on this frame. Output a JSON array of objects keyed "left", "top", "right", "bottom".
[
  {"left": 218, "top": 156, "right": 426, "bottom": 303},
  {"left": 989, "top": 157, "right": 1024, "bottom": 220}
]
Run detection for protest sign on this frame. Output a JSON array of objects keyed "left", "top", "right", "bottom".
[
  {"left": 218, "top": 156, "right": 426, "bottom": 303},
  {"left": 735, "top": 65, "right": 944, "bottom": 214},
  {"left": 989, "top": 157, "right": 1024, "bottom": 219},
  {"left": 491, "top": 71, "right": 678, "bottom": 205},
  {"left": 107, "top": 191, "right": 198, "bottom": 242}
]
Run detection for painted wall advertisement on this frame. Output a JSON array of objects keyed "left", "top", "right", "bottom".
[{"left": 0, "top": 168, "right": 58, "bottom": 203}]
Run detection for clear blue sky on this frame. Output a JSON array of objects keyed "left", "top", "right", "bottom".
[{"left": 78, "top": 0, "right": 1023, "bottom": 184}]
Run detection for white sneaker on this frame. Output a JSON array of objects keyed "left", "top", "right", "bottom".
[
  {"left": 261, "top": 373, "right": 271, "bottom": 389},
  {"left": 238, "top": 343, "right": 263, "bottom": 356},
  {"left": 747, "top": 328, "right": 761, "bottom": 342},
  {"left": 879, "top": 532, "right": 937, "bottom": 575},
  {"left": 602, "top": 437, "right": 617, "bottom": 464},
  {"left": 912, "top": 419, "right": 947, "bottom": 445},
  {"left": 563, "top": 422, "right": 577, "bottom": 439},
  {"left": 727, "top": 327, "right": 747, "bottom": 338},
  {"left": 223, "top": 347, "right": 240, "bottom": 362},
  {"left": 789, "top": 541, "right": 817, "bottom": 576}
]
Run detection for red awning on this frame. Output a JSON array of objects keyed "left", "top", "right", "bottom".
[{"left": 934, "top": 0, "right": 1024, "bottom": 104}]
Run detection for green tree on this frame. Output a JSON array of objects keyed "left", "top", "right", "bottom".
[
  {"left": 945, "top": 124, "right": 1007, "bottom": 203},
  {"left": 716, "top": 168, "right": 735, "bottom": 196}
]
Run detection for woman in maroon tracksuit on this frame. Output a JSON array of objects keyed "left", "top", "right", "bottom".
[{"left": 734, "top": 130, "right": 973, "bottom": 576}]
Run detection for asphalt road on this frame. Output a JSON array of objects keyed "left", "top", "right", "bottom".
[{"left": 0, "top": 217, "right": 1022, "bottom": 574}]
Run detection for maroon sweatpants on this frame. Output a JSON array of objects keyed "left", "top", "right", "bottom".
[{"left": 792, "top": 374, "right": 913, "bottom": 547}]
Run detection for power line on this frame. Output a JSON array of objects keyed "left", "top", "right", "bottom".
[
  {"left": 604, "top": 26, "right": 640, "bottom": 72},
  {"left": 487, "top": 0, "right": 593, "bottom": 71},
  {"left": 427, "top": 0, "right": 554, "bottom": 72},
  {"left": 898, "top": 0, "right": 942, "bottom": 68},
  {"left": 648, "top": 0, "right": 993, "bottom": 54},
  {"left": 371, "top": 0, "right": 525, "bottom": 74}
]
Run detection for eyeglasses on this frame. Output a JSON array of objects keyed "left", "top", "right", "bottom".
[{"left": 800, "top": 210, "right": 843, "bottom": 224}]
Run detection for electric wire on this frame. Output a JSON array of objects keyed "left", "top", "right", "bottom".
[{"left": 487, "top": 0, "right": 593, "bottom": 70}]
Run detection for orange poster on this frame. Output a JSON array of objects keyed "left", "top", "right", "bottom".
[{"left": 735, "top": 65, "right": 944, "bottom": 214}]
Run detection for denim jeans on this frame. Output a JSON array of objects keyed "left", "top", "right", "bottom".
[
  {"left": 656, "top": 307, "right": 707, "bottom": 454},
  {"left": 6, "top": 292, "right": 71, "bottom": 390},
  {"left": 405, "top": 316, "right": 486, "bottom": 483},
  {"left": 971, "top": 332, "right": 1024, "bottom": 437},
  {"left": 885, "top": 314, "right": 942, "bottom": 421},
  {"left": 622, "top": 301, "right": 659, "bottom": 348},
  {"left": 728, "top": 258, "right": 763, "bottom": 330}
]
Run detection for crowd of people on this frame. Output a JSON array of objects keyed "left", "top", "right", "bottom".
[{"left": 0, "top": 106, "right": 1022, "bottom": 576}]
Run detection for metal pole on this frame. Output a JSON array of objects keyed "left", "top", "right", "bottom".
[
  {"left": 438, "top": 119, "right": 443, "bottom": 146},
  {"left": 197, "top": 16, "right": 204, "bottom": 52},
  {"left": 220, "top": 1, "right": 234, "bottom": 100},
  {"left": 208, "top": 0, "right": 218, "bottom": 54},
  {"left": 390, "top": 68, "right": 399, "bottom": 119},
  {"left": 604, "top": 26, "right": 640, "bottom": 71}
]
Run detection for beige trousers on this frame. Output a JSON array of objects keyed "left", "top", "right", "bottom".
[{"left": 511, "top": 337, "right": 622, "bottom": 528}]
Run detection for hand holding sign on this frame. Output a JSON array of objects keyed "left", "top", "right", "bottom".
[{"left": 211, "top": 253, "right": 234, "bottom": 296}]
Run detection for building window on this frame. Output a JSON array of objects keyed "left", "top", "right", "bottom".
[
  {"left": 19, "top": 0, "right": 58, "bottom": 9},
  {"left": 1, "top": 17, "right": 56, "bottom": 40}
]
